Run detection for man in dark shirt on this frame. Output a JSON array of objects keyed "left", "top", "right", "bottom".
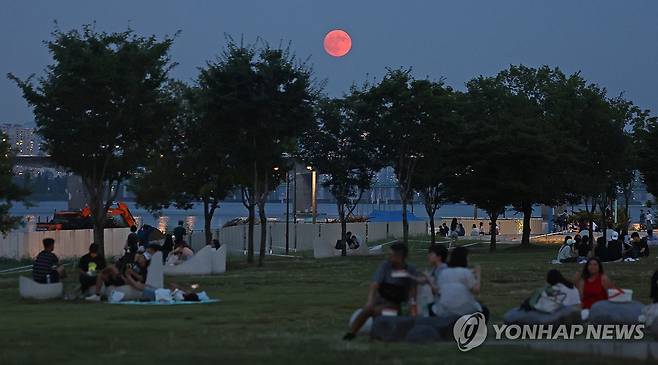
[
  {"left": 173, "top": 221, "right": 187, "bottom": 244},
  {"left": 78, "top": 243, "right": 107, "bottom": 293},
  {"left": 344, "top": 242, "right": 418, "bottom": 340},
  {"left": 33, "top": 238, "right": 65, "bottom": 283}
]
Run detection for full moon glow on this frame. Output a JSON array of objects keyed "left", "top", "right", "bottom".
[{"left": 323, "top": 29, "right": 352, "bottom": 57}]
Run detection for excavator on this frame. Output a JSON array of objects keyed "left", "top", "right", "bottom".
[{"left": 36, "top": 202, "right": 137, "bottom": 231}]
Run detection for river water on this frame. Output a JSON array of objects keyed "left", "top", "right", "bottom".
[{"left": 9, "top": 201, "right": 650, "bottom": 232}]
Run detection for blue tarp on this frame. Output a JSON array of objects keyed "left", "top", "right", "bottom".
[{"left": 367, "top": 210, "right": 424, "bottom": 222}]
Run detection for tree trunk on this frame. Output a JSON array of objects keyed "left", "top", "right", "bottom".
[
  {"left": 247, "top": 203, "right": 255, "bottom": 263},
  {"left": 258, "top": 199, "right": 267, "bottom": 267},
  {"left": 401, "top": 196, "right": 409, "bottom": 245},
  {"left": 202, "top": 197, "right": 216, "bottom": 245},
  {"left": 520, "top": 200, "right": 532, "bottom": 246},
  {"left": 85, "top": 182, "right": 106, "bottom": 258},
  {"left": 489, "top": 213, "right": 498, "bottom": 252},
  {"left": 338, "top": 201, "right": 347, "bottom": 256},
  {"left": 428, "top": 210, "right": 436, "bottom": 245}
]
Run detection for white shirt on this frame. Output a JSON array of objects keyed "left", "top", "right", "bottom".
[
  {"left": 434, "top": 267, "right": 481, "bottom": 316},
  {"left": 552, "top": 283, "right": 580, "bottom": 306}
]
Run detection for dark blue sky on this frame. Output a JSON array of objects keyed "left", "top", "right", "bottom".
[{"left": 2, "top": 0, "right": 657, "bottom": 124}]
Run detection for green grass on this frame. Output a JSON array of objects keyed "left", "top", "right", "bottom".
[{"left": 0, "top": 240, "right": 655, "bottom": 364}]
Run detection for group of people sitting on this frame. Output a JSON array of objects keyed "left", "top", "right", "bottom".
[
  {"left": 556, "top": 230, "right": 650, "bottom": 263},
  {"left": 31, "top": 220, "right": 219, "bottom": 302},
  {"left": 343, "top": 242, "right": 485, "bottom": 340}
]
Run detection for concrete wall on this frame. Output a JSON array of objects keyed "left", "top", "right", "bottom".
[
  {"left": 0, "top": 228, "right": 130, "bottom": 259},
  {"left": 183, "top": 217, "right": 545, "bottom": 254}
]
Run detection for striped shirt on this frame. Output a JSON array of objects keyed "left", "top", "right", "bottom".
[{"left": 32, "top": 250, "right": 59, "bottom": 283}]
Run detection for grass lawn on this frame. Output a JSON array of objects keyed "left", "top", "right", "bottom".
[{"left": 0, "top": 238, "right": 656, "bottom": 365}]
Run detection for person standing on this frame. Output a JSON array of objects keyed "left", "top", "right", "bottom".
[
  {"left": 646, "top": 211, "right": 654, "bottom": 238},
  {"left": 640, "top": 210, "right": 646, "bottom": 231},
  {"left": 32, "top": 238, "right": 65, "bottom": 283},
  {"left": 173, "top": 220, "right": 187, "bottom": 243}
]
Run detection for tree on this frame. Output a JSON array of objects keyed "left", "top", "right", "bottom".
[
  {"left": 360, "top": 69, "right": 449, "bottom": 244},
  {"left": 631, "top": 105, "right": 658, "bottom": 205},
  {"left": 447, "top": 75, "right": 538, "bottom": 251},
  {"left": 408, "top": 85, "right": 460, "bottom": 245},
  {"left": 299, "top": 97, "right": 380, "bottom": 255},
  {"left": 0, "top": 134, "right": 30, "bottom": 234},
  {"left": 9, "top": 26, "right": 178, "bottom": 255},
  {"left": 495, "top": 65, "right": 581, "bottom": 245},
  {"left": 131, "top": 84, "right": 234, "bottom": 245},
  {"left": 198, "top": 40, "right": 316, "bottom": 265}
]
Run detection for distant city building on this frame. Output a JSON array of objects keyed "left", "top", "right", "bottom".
[{"left": 0, "top": 122, "right": 43, "bottom": 155}]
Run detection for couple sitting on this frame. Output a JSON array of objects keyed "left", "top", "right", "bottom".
[
  {"left": 84, "top": 243, "right": 160, "bottom": 301},
  {"left": 163, "top": 234, "right": 194, "bottom": 265},
  {"left": 343, "top": 242, "right": 484, "bottom": 340},
  {"left": 335, "top": 231, "right": 360, "bottom": 250}
]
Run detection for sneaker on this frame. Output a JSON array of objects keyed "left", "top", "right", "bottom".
[
  {"left": 85, "top": 294, "right": 101, "bottom": 302},
  {"left": 342, "top": 332, "right": 356, "bottom": 341}
]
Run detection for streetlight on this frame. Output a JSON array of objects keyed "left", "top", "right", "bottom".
[{"left": 306, "top": 166, "right": 317, "bottom": 224}]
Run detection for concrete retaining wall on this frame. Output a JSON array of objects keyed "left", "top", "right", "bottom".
[{"left": 0, "top": 227, "right": 131, "bottom": 259}]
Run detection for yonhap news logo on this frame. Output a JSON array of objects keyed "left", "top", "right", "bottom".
[
  {"left": 453, "top": 312, "right": 487, "bottom": 352},
  {"left": 452, "top": 312, "right": 646, "bottom": 352}
]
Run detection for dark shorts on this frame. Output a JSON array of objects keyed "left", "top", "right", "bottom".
[{"left": 79, "top": 274, "right": 97, "bottom": 291}]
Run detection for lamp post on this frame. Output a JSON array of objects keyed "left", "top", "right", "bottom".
[
  {"left": 309, "top": 166, "right": 317, "bottom": 224},
  {"left": 285, "top": 170, "right": 290, "bottom": 255}
]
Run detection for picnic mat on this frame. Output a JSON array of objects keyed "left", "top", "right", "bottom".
[{"left": 109, "top": 299, "right": 221, "bottom": 306}]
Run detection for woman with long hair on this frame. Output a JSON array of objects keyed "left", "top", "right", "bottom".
[
  {"left": 546, "top": 269, "right": 580, "bottom": 306},
  {"left": 575, "top": 258, "right": 615, "bottom": 309}
]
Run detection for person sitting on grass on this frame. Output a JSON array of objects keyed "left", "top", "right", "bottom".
[
  {"left": 575, "top": 257, "right": 615, "bottom": 309},
  {"left": 547, "top": 269, "right": 580, "bottom": 306},
  {"left": 470, "top": 224, "right": 480, "bottom": 238},
  {"left": 416, "top": 244, "right": 448, "bottom": 316},
  {"left": 32, "top": 238, "right": 66, "bottom": 284},
  {"left": 166, "top": 241, "right": 194, "bottom": 265},
  {"left": 557, "top": 236, "right": 577, "bottom": 263},
  {"left": 78, "top": 243, "right": 106, "bottom": 295},
  {"left": 85, "top": 245, "right": 157, "bottom": 301},
  {"left": 626, "top": 232, "right": 650, "bottom": 258},
  {"left": 433, "top": 246, "right": 488, "bottom": 320},
  {"left": 576, "top": 235, "right": 591, "bottom": 260},
  {"left": 123, "top": 244, "right": 160, "bottom": 292},
  {"left": 343, "top": 242, "right": 417, "bottom": 341}
]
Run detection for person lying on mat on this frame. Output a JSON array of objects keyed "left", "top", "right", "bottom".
[
  {"left": 33, "top": 238, "right": 66, "bottom": 284},
  {"left": 343, "top": 242, "right": 417, "bottom": 341}
]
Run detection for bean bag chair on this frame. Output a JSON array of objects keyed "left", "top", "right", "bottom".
[
  {"left": 641, "top": 303, "right": 658, "bottom": 337},
  {"left": 348, "top": 309, "right": 373, "bottom": 335},
  {"left": 371, "top": 316, "right": 416, "bottom": 341},
  {"left": 415, "top": 315, "right": 461, "bottom": 338},
  {"left": 19, "top": 276, "right": 64, "bottom": 300},
  {"left": 164, "top": 246, "right": 214, "bottom": 276},
  {"left": 588, "top": 300, "right": 645, "bottom": 325},
  {"left": 107, "top": 252, "right": 164, "bottom": 301},
  {"left": 405, "top": 324, "right": 441, "bottom": 343},
  {"left": 211, "top": 245, "right": 227, "bottom": 274},
  {"left": 503, "top": 305, "right": 582, "bottom": 325}
]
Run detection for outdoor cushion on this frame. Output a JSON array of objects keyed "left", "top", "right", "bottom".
[
  {"left": 348, "top": 309, "right": 373, "bottom": 335},
  {"left": 503, "top": 305, "right": 582, "bottom": 325},
  {"left": 18, "top": 276, "right": 63, "bottom": 300},
  {"left": 211, "top": 245, "right": 227, "bottom": 274},
  {"left": 371, "top": 316, "right": 416, "bottom": 341},
  {"left": 405, "top": 324, "right": 441, "bottom": 343},
  {"left": 588, "top": 300, "right": 645, "bottom": 325},
  {"left": 164, "top": 246, "right": 214, "bottom": 276}
]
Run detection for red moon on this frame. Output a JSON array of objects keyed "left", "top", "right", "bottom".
[{"left": 324, "top": 29, "right": 352, "bottom": 57}]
